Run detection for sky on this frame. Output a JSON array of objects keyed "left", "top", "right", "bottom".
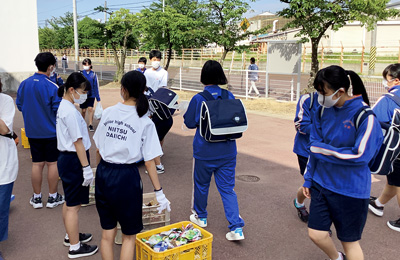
[{"left": 37, "top": 0, "right": 288, "bottom": 27}]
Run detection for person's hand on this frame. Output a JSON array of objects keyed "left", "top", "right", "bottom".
[
  {"left": 14, "top": 137, "right": 19, "bottom": 146},
  {"left": 303, "top": 187, "right": 311, "bottom": 199},
  {"left": 155, "top": 189, "right": 171, "bottom": 214},
  {"left": 82, "top": 166, "right": 94, "bottom": 186}
]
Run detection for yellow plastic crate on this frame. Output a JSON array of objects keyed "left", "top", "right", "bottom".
[
  {"left": 136, "top": 221, "right": 213, "bottom": 260},
  {"left": 21, "top": 128, "right": 30, "bottom": 149}
]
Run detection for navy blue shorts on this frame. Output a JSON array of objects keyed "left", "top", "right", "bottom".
[
  {"left": 95, "top": 160, "right": 143, "bottom": 235},
  {"left": 152, "top": 116, "right": 173, "bottom": 141},
  {"left": 29, "top": 137, "right": 59, "bottom": 163},
  {"left": 308, "top": 182, "right": 369, "bottom": 242},
  {"left": 58, "top": 151, "right": 90, "bottom": 207},
  {"left": 297, "top": 154, "right": 308, "bottom": 176},
  {"left": 387, "top": 159, "right": 400, "bottom": 187},
  {"left": 80, "top": 98, "right": 95, "bottom": 109},
  {"left": 0, "top": 182, "right": 13, "bottom": 242}
]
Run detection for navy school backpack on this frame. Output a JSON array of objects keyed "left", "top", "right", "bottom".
[
  {"left": 149, "top": 88, "right": 179, "bottom": 120},
  {"left": 319, "top": 93, "right": 400, "bottom": 175},
  {"left": 198, "top": 89, "right": 248, "bottom": 142}
]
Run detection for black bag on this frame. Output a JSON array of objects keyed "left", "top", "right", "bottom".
[
  {"left": 149, "top": 88, "right": 178, "bottom": 120},
  {"left": 199, "top": 89, "right": 248, "bottom": 142}
]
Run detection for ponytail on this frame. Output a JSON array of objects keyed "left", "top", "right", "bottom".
[
  {"left": 346, "top": 70, "right": 370, "bottom": 106},
  {"left": 136, "top": 93, "right": 149, "bottom": 117},
  {"left": 58, "top": 84, "right": 66, "bottom": 97}
]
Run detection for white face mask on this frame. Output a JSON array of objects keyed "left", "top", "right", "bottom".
[
  {"left": 72, "top": 90, "right": 87, "bottom": 104},
  {"left": 83, "top": 65, "right": 90, "bottom": 71},
  {"left": 383, "top": 79, "right": 395, "bottom": 91},
  {"left": 317, "top": 89, "right": 342, "bottom": 108},
  {"left": 50, "top": 67, "right": 56, "bottom": 77},
  {"left": 152, "top": 61, "right": 161, "bottom": 69},
  {"left": 139, "top": 64, "right": 145, "bottom": 69}
]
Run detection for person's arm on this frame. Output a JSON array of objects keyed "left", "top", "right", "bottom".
[
  {"left": 294, "top": 94, "right": 312, "bottom": 135},
  {"left": 310, "top": 115, "right": 383, "bottom": 166},
  {"left": 0, "top": 96, "right": 15, "bottom": 134},
  {"left": 94, "top": 73, "right": 101, "bottom": 102},
  {"left": 183, "top": 96, "right": 200, "bottom": 129},
  {"left": 16, "top": 82, "right": 24, "bottom": 111},
  {"left": 372, "top": 96, "right": 392, "bottom": 124},
  {"left": 57, "top": 75, "right": 64, "bottom": 87},
  {"left": 0, "top": 119, "right": 9, "bottom": 135},
  {"left": 160, "top": 70, "right": 168, "bottom": 88},
  {"left": 73, "top": 139, "right": 89, "bottom": 167}
]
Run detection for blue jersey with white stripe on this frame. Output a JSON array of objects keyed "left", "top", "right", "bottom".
[
  {"left": 81, "top": 70, "right": 100, "bottom": 101},
  {"left": 372, "top": 85, "right": 400, "bottom": 124},
  {"left": 16, "top": 73, "right": 61, "bottom": 138},
  {"left": 293, "top": 92, "right": 319, "bottom": 157},
  {"left": 304, "top": 95, "right": 383, "bottom": 199}
]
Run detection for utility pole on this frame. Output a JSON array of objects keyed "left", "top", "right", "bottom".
[
  {"left": 368, "top": 23, "right": 377, "bottom": 76},
  {"left": 72, "top": 0, "right": 79, "bottom": 71},
  {"left": 104, "top": 0, "right": 107, "bottom": 63}
]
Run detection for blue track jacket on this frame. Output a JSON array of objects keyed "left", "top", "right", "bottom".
[
  {"left": 49, "top": 73, "right": 64, "bottom": 87},
  {"left": 372, "top": 85, "right": 400, "bottom": 123},
  {"left": 82, "top": 70, "right": 100, "bottom": 101},
  {"left": 183, "top": 85, "right": 237, "bottom": 160},
  {"left": 293, "top": 92, "right": 319, "bottom": 157},
  {"left": 304, "top": 96, "right": 383, "bottom": 199},
  {"left": 16, "top": 73, "right": 61, "bottom": 138}
]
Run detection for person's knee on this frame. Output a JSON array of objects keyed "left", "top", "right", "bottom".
[
  {"left": 102, "top": 229, "right": 116, "bottom": 242},
  {"left": 33, "top": 162, "right": 46, "bottom": 168},
  {"left": 122, "top": 234, "right": 135, "bottom": 244},
  {"left": 88, "top": 107, "right": 94, "bottom": 113},
  {"left": 308, "top": 229, "right": 329, "bottom": 243}
]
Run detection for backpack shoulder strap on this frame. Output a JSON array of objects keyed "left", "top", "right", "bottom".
[
  {"left": 385, "top": 93, "right": 400, "bottom": 107},
  {"left": 319, "top": 106, "right": 325, "bottom": 119},
  {"left": 198, "top": 90, "right": 215, "bottom": 101},
  {"left": 221, "top": 89, "right": 230, "bottom": 99},
  {"left": 309, "top": 93, "right": 314, "bottom": 110},
  {"left": 354, "top": 106, "right": 375, "bottom": 130}
]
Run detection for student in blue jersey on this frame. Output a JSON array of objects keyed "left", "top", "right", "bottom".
[
  {"left": 93, "top": 71, "right": 170, "bottom": 260},
  {"left": 16, "top": 52, "right": 65, "bottom": 209},
  {"left": 303, "top": 65, "right": 383, "bottom": 260},
  {"left": 49, "top": 63, "right": 64, "bottom": 87},
  {"left": 369, "top": 63, "right": 400, "bottom": 232},
  {"left": 292, "top": 91, "right": 319, "bottom": 222},
  {"left": 80, "top": 58, "right": 101, "bottom": 132},
  {"left": 144, "top": 50, "right": 171, "bottom": 174},
  {"left": 136, "top": 57, "right": 147, "bottom": 74},
  {"left": 184, "top": 60, "right": 245, "bottom": 241},
  {"left": 56, "top": 72, "right": 98, "bottom": 259}
]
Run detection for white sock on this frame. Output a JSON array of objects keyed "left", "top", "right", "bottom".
[
  {"left": 69, "top": 242, "right": 81, "bottom": 251},
  {"left": 157, "top": 164, "right": 163, "bottom": 168},
  {"left": 334, "top": 252, "right": 343, "bottom": 260},
  {"left": 65, "top": 233, "right": 69, "bottom": 240},
  {"left": 49, "top": 192, "right": 57, "bottom": 199},
  {"left": 33, "top": 193, "right": 41, "bottom": 199},
  {"left": 375, "top": 198, "right": 385, "bottom": 207},
  {"left": 295, "top": 198, "right": 305, "bottom": 207}
]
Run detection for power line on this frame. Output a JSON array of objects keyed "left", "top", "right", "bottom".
[{"left": 107, "top": 1, "right": 153, "bottom": 7}]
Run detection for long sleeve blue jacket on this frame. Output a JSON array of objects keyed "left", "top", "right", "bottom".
[
  {"left": 372, "top": 85, "right": 400, "bottom": 123},
  {"left": 304, "top": 95, "right": 383, "bottom": 199},
  {"left": 82, "top": 70, "right": 100, "bottom": 101},
  {"left": 16, "top": 73, "right": 61, "bottom": 138},
  {"left": 49, "top": 73, "right": 64, "bottom": 87},
  {"left": 293, "top": 92, "right": 319, "bottom": 157},
  {"left": 183, "top": 85, "right": 237, "bottom": 160}
]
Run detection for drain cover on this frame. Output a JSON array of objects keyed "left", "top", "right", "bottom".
[{"left": 236, "top": 175, "right": 260, "bottom": 182}]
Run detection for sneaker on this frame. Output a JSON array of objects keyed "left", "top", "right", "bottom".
[
  {"left": 387, "top": 218, "right": 400, "bottom": 232},
  {"left": 10, "top": 194, "right": 15, "bottom": 203},
  {"left": 156, "top": 164, "right": 165, "bottom": 174},
  {"left": 30, "top": 196, "right": 43, "bottom": 209},
  {"left": 68, "top": 243, "right": 98, "bottom": 259},
  {"left": 46, "top": 193, "right": 65, "bottom": 208},
  {"left": 88, "top": 125, "right": 94, "bottom": 132},
  {"left": 293, "top": 199, "right": 309, "bottom": 222},
  {"left": 64, "top": 233, "right": 93, "bottom": 247},
  {"left": 190, "top": 214, "right": 207, "bottom": 228},
  {"left": 226, "top": 228, "right": 244, "bottom": 241},
  {"left": 368, "top": 196, "right": 384, "bottom": 217},
  {"left": 339, "top": 252, "right": 347, "bottom": 260}
]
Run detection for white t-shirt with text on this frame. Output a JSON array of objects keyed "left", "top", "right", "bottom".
[{"left": 144, "top": 67, "right": 168, "bottom": 93}]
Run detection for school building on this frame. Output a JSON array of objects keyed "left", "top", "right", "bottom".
[
  {"left": 248, "top": 1, "right": 400, "bottom": 55},
  {"left": 0, "top": 0, "right": 39, "bottom": 92}
]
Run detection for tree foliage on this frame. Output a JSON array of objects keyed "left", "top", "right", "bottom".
[
  {"left": 205, "top": 0, "right": 268, "bottom": 64},
  {"left": 139, "top": 0, "right": 209, "bottom": 70},
  {"left": 278, "top": 0, "right": 399, "bottom": 74},
  {"left": 78, "top": 17, "right": 105, "bottom": 49}
]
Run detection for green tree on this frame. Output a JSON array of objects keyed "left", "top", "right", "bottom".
[
  {"left": 47, "top": 12, "right": 74, "bottom": 49},
  {"left": 140, "top": 0, "right": 209, "bottom": 70},
  {"left": 38, "top": 27, "right": 57, "bottom": 49},
  {"left": 278, "top": 0, "right": 399, "bottom": 74},
  {"left": 78, "top": 17, "right": 105, "bottom": 49},
  {"left": 104, "top": 8, "right": 139, "bottom": 81},
  {"left": 206, "top": 0, "right": 268, "bottom": 65}
]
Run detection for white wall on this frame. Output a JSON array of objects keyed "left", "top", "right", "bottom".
[{"left": 0, "top": 0, "right": 39, "bottom": 73}]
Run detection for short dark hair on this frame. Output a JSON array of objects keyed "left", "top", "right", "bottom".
[
  {"left": 58, "top": 72, "right": 91, "bottom": 98},
  {"left": 200, "top": 60, "right": 228, "bottom": 86},
  {"left": 383, "top": 63, "right": 400, "bottom": 80},
  {"left": 35, "top": 52, "right": 56, "bottom": 72},
  {"left": 149, "top": 50, "right": 162, "bottom": 60},
  {"left": 138, "top": 57, "right": 147, "bottom": 64},
  {"left": 250, "top": 57, "right": 255, "bottom": 63}
]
